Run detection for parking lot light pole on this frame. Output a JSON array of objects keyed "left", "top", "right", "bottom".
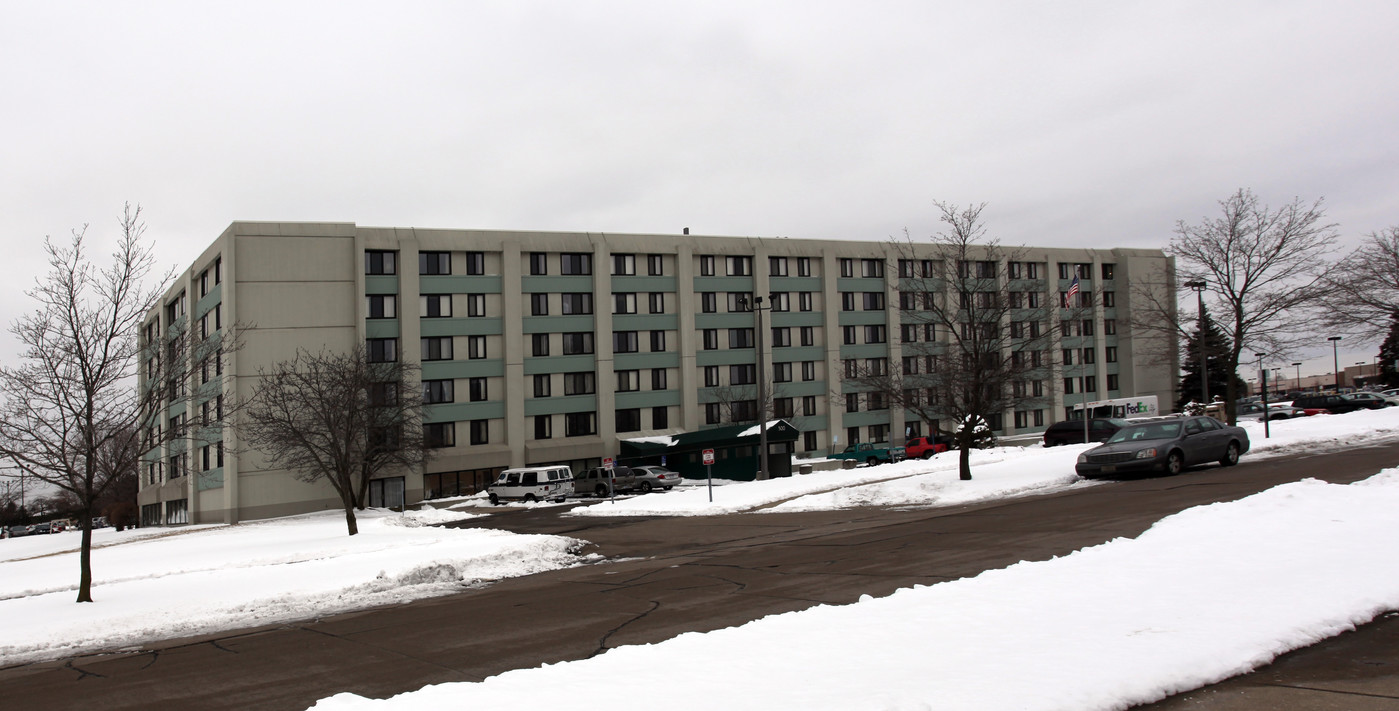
[
  {"left": 1292, "top": 362, "right": 1302, "bottom": 392},
  {"left": 1256, "top": 352, "right": 1270, "bottom": 439},
  {"left": 1328, "top": 336, "right": 1342, "bottom": 390},
  {"left": 1184, "top": 280, "right": 1209, "bottom": 407},
  {"left": 738, "top": 294, "right": 773, "bottom": 480}
]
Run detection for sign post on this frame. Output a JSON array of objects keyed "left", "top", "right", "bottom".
[
  {"left": 702, "top": 448, "right": 715, "bottom": 502},
  {"left": 603, "top": 457, "right": 616, "bottom": 500}
]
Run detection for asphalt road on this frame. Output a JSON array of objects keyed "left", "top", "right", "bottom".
[{"left": 5, "top": 441, "right": 1398, "bottom": 710}]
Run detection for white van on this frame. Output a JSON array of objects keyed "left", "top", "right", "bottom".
[{"left": 487, "top": 466, "right": 573, "bottom": 505}]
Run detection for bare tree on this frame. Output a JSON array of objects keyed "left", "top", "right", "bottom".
[
  {"left": 0, "top": 205, "right": 171, "bottom": 601},
  {"left": 241, "top": 345, "right": 431, "bottom": 536},
  {"left": 1319, "top": 226, "right": 1399, "bottom": 340},
  {"left": 1169, "top": 189, "right": 1340, "bottom": 423},
  {"left": 843, "top": 202, "right": 1067, "bottom": 481}
]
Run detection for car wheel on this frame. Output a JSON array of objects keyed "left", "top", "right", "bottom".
[
  {"left": 523, "top": 493, "right": 538, "bottom": 503},
  {"left": 1166, "top": 451, "right": 1184, "bottom": 476},
  {"left": 922, "top": 451, "right": 935, "bottom": 459},
  {"left": 595, "top": 484, "right": 609, "bottom": 497},
  {"left": 639, "top": 481, "right": 654, "bottom": 493},
  {"left": 1219, "top": 442, "right": 1240, "bottom": 467},
  {"left": 664, "top": 486, "right": 673, "bottom": 490},
  {"left": 488, "top": 493, "right": 500, "bottom": 506},
  {"left": 866, "top": 456, "right": 879, "bottom": 467}
]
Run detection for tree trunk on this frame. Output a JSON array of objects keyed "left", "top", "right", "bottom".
[
  {"left": 958, "top": 437, "right": 973, "bottom": 481},
  {"left": 342, "top": 499, "right": 359, "bottom": 536},
  {"left": 77, "top": 522, "right": 94, "bottom": 602}
]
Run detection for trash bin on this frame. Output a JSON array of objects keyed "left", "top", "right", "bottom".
[
  {"left": 798, "top": 464, "right": 813, "bottom": 475},
  {"left": 842, "top": 459, "right": 858, "bottom": 470}
]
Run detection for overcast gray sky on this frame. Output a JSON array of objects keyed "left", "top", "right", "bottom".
[{"left": 3, "top": 1, "right": 1396, "bottom": 371}]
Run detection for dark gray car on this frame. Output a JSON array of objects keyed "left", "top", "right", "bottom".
[{"left": 1075, "top": 416, "right": 1250, "bottom": 479}]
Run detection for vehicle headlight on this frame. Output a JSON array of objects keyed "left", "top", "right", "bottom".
[
  {"left": 1135, "top": 448, "right": 1158, "bottom": 459},
  {"left": 1077, "top": 453, "right": 1089, "bottom": 464}
]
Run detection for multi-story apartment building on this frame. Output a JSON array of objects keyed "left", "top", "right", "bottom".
[{"left": 136, "top": 222, "right": 1177, "bottom": 525}]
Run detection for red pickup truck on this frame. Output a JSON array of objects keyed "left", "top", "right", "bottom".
[{"left": 904, "top": 435, "right": 951, "bottom": 459}]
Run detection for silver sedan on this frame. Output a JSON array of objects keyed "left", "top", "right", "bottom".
[{"left": 1076, "top": 416, "right": 1250, "bottom": 479}]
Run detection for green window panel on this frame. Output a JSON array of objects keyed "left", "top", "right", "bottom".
[
  {"left": 364, "top": 275, "right": 399, "bottom": 295},
  {"left": 522, "top": 394, "right": 599, "bottom": 417},
  {"left": 419, "top": 275, "right": 503, "bottom": 294},
  {"left": 836, "top": 311, "right": 890, "bottom": 326},
  {"left": 522, "top": 315, "right": 596, "bottom": 334},
  {"left": 838, "top": 343, "right": 892, "bottom": 359},
  {"left": 608, "top": 275, "right": 674, "bottom": 291},
  {"left": 768, "top": 276, "right": 823, "bottom": 289},
  {"left": 690, "top": 276, "right": 754, "bottom": 292},
  {"left": 421, "top": 359, "right": 505, "bottom": 380},
  {"left": 842, "top": 410, "right": 892, "bottom": 428},
  {"left": 615, "top": 390, "right": 682, "bottom": 409},
  {"left": 365, "top": 319, "right": 400, "bottom": 338},
  {"left": 613, "top": 352, "right": 681, "bottom": 370},
  {"left": 522, "top": 275, "right": 594, "bottom": 292},
  {"left": 694, "top": 313, "right": 760, "bottom": 329},
  {"left": 420, "top": 317, "right": 503, "bottom": 338},
  {"left": 695, "top": 350, "right": 763, "bottom": 367},
  {"left": 195, "top": 286, "right": 222, "bottom": 317},
  {"left": 610, "top": 314, "right": 678, "bottom": 331},
  {"left": 769, "top": 311, "right": 824, "bottom": 327},
  {"left": 196, "top": 469, "right": 224, "bottom": 491},
  {"left": 522, "top": 354, "right": 598, "bottom": 375},
  {"left": 423, "top": 401, "right": 506, "bottom": 424}
]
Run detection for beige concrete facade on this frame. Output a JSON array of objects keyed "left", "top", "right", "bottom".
[{"left": 136, "top": 222, "right": 1178, "bottom": 525}]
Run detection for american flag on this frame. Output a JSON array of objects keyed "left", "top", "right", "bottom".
[{"left": 1064, "top": 275, "right": 1080, "bottom": 307}]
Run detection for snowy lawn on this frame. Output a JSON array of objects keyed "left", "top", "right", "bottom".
[
  {"left": 313, "top": 469, "right": 1399, "bottom": 711},
  {"left": 0, "top": 508, "right": 586, "bottom": 665}
]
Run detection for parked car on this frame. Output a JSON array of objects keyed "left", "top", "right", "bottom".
[
  {"left": 1292, "top": 393, "right": 1382, "bottom": 414},
  {"left": 828, "top": 442, "right": 906, "bottom": 466},
  {"left": 1042, "top": 418, "right": 1130, "bottom": 447},
  {"left": 905, "top": 435, "right": 951, "bottom": 459},
  {"left": 1076, "top": 416, "right": 1250, "bottom": 479},
  {"left": 487, "top": 465, "right": 574, "bottom": 504},
  {"left": 1235, "top": 402, "right": 1308, "bottom": 421},
  {"left": 1344, "top": 392, "right": 1399, "bottom": 408},
  {"left": 630, "top": 465, "right": 681, "bottom": 492},
  {"left": 5, "top": 525, "right": 30, "bottom": 538},
  {"left": 573, "top": 466, "right": 639, "bottom": 497}
]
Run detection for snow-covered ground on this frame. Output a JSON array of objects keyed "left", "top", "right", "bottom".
[{"left": 2, "top": 409, "right": 1398, "bottom": 711}]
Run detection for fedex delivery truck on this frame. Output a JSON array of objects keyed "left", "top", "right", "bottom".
[{"left": 1070, "top": 395, "right": 1159, "bottom": 420}]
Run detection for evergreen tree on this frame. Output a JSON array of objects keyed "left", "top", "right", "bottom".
[
  {"left": 1377, "top": 311, "right": 1399, "bottom": 388},
  {"left": 1177, "top": 308, "right": 1245, "bottom": 410}
]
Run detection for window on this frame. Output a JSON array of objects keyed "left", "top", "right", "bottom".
[
  {"left": 531, "top": 333, "right": 550, "bottom": 356},
  {"left": 652, "top": 368, "right": 667, "bottom": 390},
  {"left": 903, "top": 355, "right": 920, "bottom": 374},
  {"left": 650, "top": 330, "right": 666, "bottom": 352},
  {"left": 420, "top": 251, "right": 451, "bottom": 275},
  {"left": 466, "top": 294, "right": 486, "bottom": 317},
  {"left": 899, "top": 292, "right": 917, "bottom": 311},
  {"left": 648, "top": 254, "right": 663, "bottom": 276},
  {"left": 773, "top": 362, "right": 792, "bottom": 382},
  {"left": 1009, "top": 321, "right": 1025, "bottom": 339},
  {"left": 561, "top": 253, "right": 592, "bottom": 275},
  {"left": 866, "top": 357, "right": 888, "bottom": 376},
  {"left": 797, "top": 257, "right": 811, "bottom": 276},
  {"left": 1084, "top": 375, "right": 1097, "bottom": 392},
  {"left": 802, "top": 395, "right": 817, "bottom": 417},
  {"left": 466, "top": 251, "right": 484, "bottom": 275},
  {"left": 1101, "top": 263, "right": 1115, "bottom": 280},
  {"left": 616, "top": 370, "right": 640, "bottom": 392},
  {"left": 864, "top": 325, "right": 886, "bottom": 344},
  {"left": 470, "top": 420, "right": 489, "bottom": 445},
  {"left": 199, "top": 268, "right": 210, "bottom": 297},
  {"left": 648, "top": 292, "right": 665, "bottom": 314},
  {"left": 771, "top": 327, "right": 791, "bottom": 347},
  {"left": 564, "top": 372, "right": 595, "bottom": 395},
  {"left": 802, "top": 361, "right": 816, "bottom": 381},
  {"left": 842, "top": 326, "right": 856, "bottom": 345},
  {"left": 613, "top": 331, "right": 639, "bottom": 353},
  {"left": 365, "top": 250, "right": 396, "bottom": 275},
  {"left": 425, "top": 422, "right": 455, "bottom": 448},
  {"left": 727, "top": 256, "right": 751, "bottom": 276},
  {"left": 467, "top": 336, "right": 487, "bottom": 359},
  {"left": 730, "top": 364, "right": 756, "bottom": 385},
  {"left": 841, "top": 292, "right": 856, "bottom": 311},
  {"left": 701, "top": 292, "right": 717, "bottom": 313},
  {"left": 421, "top": 294, "right": 451, "bottom": 318},
  {"left": 612, "top": 253, "right": 635, "bottom": 276},
  {"left": 705, "top": 403, "right": 721, "bottom": 424},
  {"left": 533, "top": 374, "right": 551, "bottom": 397},
  {"left": 801, "top": 326, "right": 815, "bottom": 346},
  {"left": 845, "top": 393, "right": 860, "bottom": 413},
  {"left": 1082, "top": 348, "right": 1096, "bottom": 365},
  {"left": 565, "top": 412, "right": 596, "bottom": 437},
  {"left": 869, "top": 424, "right": 888, "bottom": 443},
  {"left": 799, "top": 292, "right": 813, "bottom": 311},
  {"left": 770, "top": 256, "right": 788, "bottom": 276},
  {"left": 1081, "top": 319, "right": 1095, "bottom": 336},
  {"left": 699, "top": 255, "right": 715, "bottom": 276},
  {"left": 652, "top": 406, "right": 668, "bottom": 429},
  {"left": 1105, "top": 346, "right": 1118, "bottom": 363},
  {"left": 529, "top": 252, "right": 547, "bottom": 275},
  {"left": 1104, "top": 319, "right": 1117, "bottom": 335},
  {"left": 774, "top": 397, "right": 794, "bottom": 418},
  {"left": 367, "top": 338, "right": 397, "bottom": 363},
  {"left": 703, "top": 329, "right": 719, "bottom": 350},
  {"left": 616, "top": 409, "right": 642, "bottom": 433},
  {"left": 1102, "top": 291, "right": 1115, "bottom": 307},
  {"left": 770, "top": 292, "right": 790, "bottom": 312},
  {"left": 898, "top": 259, "right": 915, "bottom": 278},
  {"left": 704, "top": 365, "right": 720, "bottom": 387},
  {"left": 861, "top": 259, "right": 884, "bottom": 278},
  {"left": 422, "top": 379, "right": 455, "bottom": 404},
  {"left": 1107, "top": 373, "right": 1120, "bottom": 390},
  {"left": 728, "top": 328, "right": 754, "bottom": 349},
  {"left": 530, "top": 293, "right": 549, "bottom": 316},
  {"left": 534, "top": 415, "right": 553, "bottom": 439},
  {"left": 613, "top": 292, "right": 637, "bottom": 314},
  {"left": 213, "top": 256, "right": 222, "bottom": 284},
  {"left": 840, "top": 258, "right": 854, "bottom": 278},
  {"left": 561, "top": 293, "right": 593, "bottom": 314},
  {"left": 1064, "top": 378, "right": 1076, "bottom": 394},
  {"left": 731, "top": 400, "right": 759, "bottom": 422},
  {"left": 863, "top": 292, "right": 886, "bottom": 311},
  {"left": 727, "top": 292, "right": 752, "bottom": 312},
  {"left": 422, "top": 337, "right": 453, "bottom": 361},
  {"left": 1062, "top": 349, "right": 1074, "bottom": 366},
  {"left": 468, "top": 377, "right": 488, "bottom": 402},
  {"left": 367, "top": 295, "right": 396, "bottom": 319}
]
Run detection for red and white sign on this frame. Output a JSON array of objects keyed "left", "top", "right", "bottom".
[
  {"left": 603, "top": 457, "right": 615, "bottom": 469},
  {"left": 702, "top": 449, "right": 715, "bottom": 465}
]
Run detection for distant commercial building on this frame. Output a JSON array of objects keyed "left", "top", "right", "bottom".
[{"left": 136, "top": 222, "right": 1178, "bottom": 525}]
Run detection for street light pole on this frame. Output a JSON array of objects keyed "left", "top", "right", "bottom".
[
  {"left": 1256, "top": 352, "right": 1270, "bottom": 439},
  {"left": 1184, "top": 280, "right": 1209, "bottom": 407},
  {"left": 1328, "top": 336, "right": 1342, "bottom": 390},
  {"left": 1292, "top": 362, "right": 1302, "bottom": 393},
  {"left": 739, "top": 294, "right": 773, "bottom": 481}
]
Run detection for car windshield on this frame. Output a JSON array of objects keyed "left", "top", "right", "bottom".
[{"left": 1106, "top": 422, "right": 1182, "bottom": 443}]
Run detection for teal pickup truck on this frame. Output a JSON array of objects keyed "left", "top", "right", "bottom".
[{"left": 829, "top": 442, "right": 907, "bottom": 466}]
